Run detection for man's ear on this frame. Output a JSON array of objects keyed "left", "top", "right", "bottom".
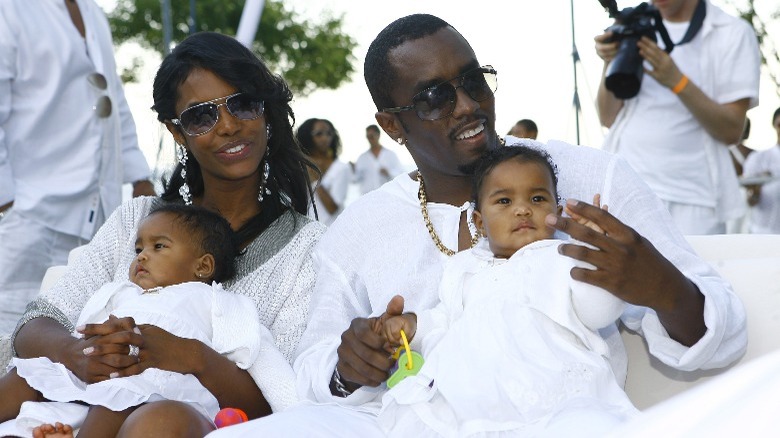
[
  {"left": 165, "top": 122, "right": 187, "bottom": 147},
  {"left": 473, "top": 209, "right": 486, "bottom": 237},
  {"left": 375, "top": 111, "right": 405, "bottom": 146},
  {"left": 195, "top": 254, "right": 215, "bottom": 281}
]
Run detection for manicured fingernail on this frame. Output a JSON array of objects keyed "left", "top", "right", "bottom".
[
  {"left": 566, "top": 199, "right": 579, "bottom": 207},
  {"left": 545, "top": 215, "right": 558, "bottom": 226},
  {"left": 82, "top": 347, "right": 94, "bottom": 355},
  {"left": 134, "top": 327, "right": 141, "bottom": 335},
  {"left": 109, "top": 372, "right": 119, "bottom": 379},
  {"left": 76, "top": 325, "right": 86, "bottom": 332}
]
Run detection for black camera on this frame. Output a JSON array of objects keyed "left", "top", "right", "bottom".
[{"left": 599, "top": 1, "right": 670, "bottom": 99}]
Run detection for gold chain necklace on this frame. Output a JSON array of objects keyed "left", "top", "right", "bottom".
[{"left": 417, "top": 171, "right": 479, "bottom": 256}]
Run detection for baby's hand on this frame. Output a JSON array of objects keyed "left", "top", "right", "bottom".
[
  {"left": 382, "top": 314, "right": 417, "bottom": 352},
  {"left": 566, "top": 193, "right": 609, "bottom": 234},
  {"left": 371, "top": 295, "right": 417, "bottom": 354}
]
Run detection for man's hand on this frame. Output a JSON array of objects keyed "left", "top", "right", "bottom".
[
  {"left": 594, "top": 31, "right": 619, "bottom": 63},
  {"left": 546, "top": 199, "right": 706, "bottom": 346},
  {"left": 334, "top": 296, "right": 404, "bottom": 390},
  {"left": 637, "top": 36, "right": 683, "bottom": 89}
]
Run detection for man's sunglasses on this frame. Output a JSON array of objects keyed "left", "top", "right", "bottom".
[
  {"left": 381, "top": 66, "right": 497, "bottom": 121},
  {"left": 171, "top": 92, "right": 265, "bottom": 136}
]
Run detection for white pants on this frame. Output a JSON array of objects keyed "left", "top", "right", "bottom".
[
  {"left": 0, "top": 210, "right": 85, "bottom": 334},
  {"left": 662, "top": 201, "right": 726, "bottom": 235},
  {"left": 205, "top": 403, "right": 385, "bottom": 437}
]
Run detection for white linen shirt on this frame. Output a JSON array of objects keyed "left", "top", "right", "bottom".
[
  {"left": 743, "top": 145, "right": 780, "bottom": 233},
  {"left": 602, "top": 0, "right": 759, "bottom": 223},
  {"left": 0, "top": 0, "right": 150, "bottom": 239},
  {"left": 353, "top": 147, "right": 405, "bottom": 195},
  {"left": 309, "top": 159, "right": 352, "bottom": 226},
  {"left": 294, "top": 138, "right": 747, "bottom": 413}
]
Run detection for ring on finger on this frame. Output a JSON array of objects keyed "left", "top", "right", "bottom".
[{"left": 128, "top": 344, "right": 140, "bottom": 357}]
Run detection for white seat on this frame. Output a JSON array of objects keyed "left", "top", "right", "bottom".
[{"left": 622, "top": 234, "right": 780, "bottom": 409}]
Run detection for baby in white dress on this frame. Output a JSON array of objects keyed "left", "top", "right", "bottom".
[
  {"left": 377, "top": 146, "right": 638, "bottom": 437},
  {"left": 0, "top": 203, "right": 266, "bottom": 437}
]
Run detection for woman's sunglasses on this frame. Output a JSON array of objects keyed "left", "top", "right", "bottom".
[
  {"left": 171, "top": 92, "right": 265, "bottom": 136},
  {"left": 381, "top": 66, "right": 497, "bottom": 121}
]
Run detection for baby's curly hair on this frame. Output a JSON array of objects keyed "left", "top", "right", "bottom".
[
  {"left": 148, "top": 202, "right": 238, "bottom": 283},
  {"left": 472, "top": 145, "right": 559, "bottom": 210}
]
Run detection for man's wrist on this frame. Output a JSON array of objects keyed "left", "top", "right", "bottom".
[{"left": 330, "top": 367, "right": 357, "bottom": 398}]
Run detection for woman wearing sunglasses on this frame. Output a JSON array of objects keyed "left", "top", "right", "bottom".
[
  {"left": 8, "top": 32, "right": 323, "bottom": 436},
  {"left": 297, "top": 118, "right": 353, "bottom": 226}
]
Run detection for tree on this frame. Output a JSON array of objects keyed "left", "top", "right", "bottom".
[{"left": 108, "top": 0, "right": 357, "bottom": 96}]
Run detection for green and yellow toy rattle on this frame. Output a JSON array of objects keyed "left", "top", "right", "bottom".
[{"left": 386, "top": 330, "right": 425, "bottom": 388}]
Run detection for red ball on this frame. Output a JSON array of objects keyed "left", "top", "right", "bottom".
[{"left": 214, "top": 407, "right": 249, "bottom": 428}]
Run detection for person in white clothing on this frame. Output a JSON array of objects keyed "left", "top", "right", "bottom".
[
  {"left": 297, "top": 118, "right": 352, "bottom": 226},
  {"left": 0, "top": 204, "right": 271, "bottom": 437},
  {"left": 743, "top": 107, "right": 780, "bottom": 234},
  {"left": 8, "top": 31, "right": 324, "bottom": 437},
  {"left": 208, "top": 14, "right": 746, "bottom": 437},
  {"left": 0, "top": 0, "right": 154, "bottom": 334},
  {"left": 375, "top": 146, "right": 636, "bottom": 437},
  {"left": 595, "top": 0, "right": 760, "bottom": 235},
  {"left": 352, "top": 124, "right": 405, "bottom": 194}
]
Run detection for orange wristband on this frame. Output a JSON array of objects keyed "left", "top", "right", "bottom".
[{"left": 672, "top": 75, "right": 689, "bottom": 94}]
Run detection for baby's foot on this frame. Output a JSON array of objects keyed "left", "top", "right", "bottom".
[{"left": 31, "top": 422, "right": 74, "bottom": 438}]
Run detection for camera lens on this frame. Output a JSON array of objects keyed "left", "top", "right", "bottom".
[{"left": 605, "top": 36, "right": 644, "bottom": 99}]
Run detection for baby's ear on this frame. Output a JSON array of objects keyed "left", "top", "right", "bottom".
[
  {"left": 556, "top": 204, "right": 563, "bottom": 217},
  {"left": 472, "top": 210, "right": 485, "bottom": 236},
  {"left": 195, "top": 254, "right": 215, "bottom": 281}
]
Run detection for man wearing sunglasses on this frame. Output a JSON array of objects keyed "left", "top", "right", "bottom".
[
  {"left": 0, "top": 0, "right": 154, "bottom": 334},
  {"left": 207, "top": 13, "right": 745, "bottom": 437}
]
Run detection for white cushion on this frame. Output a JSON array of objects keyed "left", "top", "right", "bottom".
[{"left": 623, "top": 234, "right": 780, "bottom": 409}]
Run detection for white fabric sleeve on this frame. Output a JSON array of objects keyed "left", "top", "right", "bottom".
[
  {"left": 0, "top": 9, "right": 15, "bottom": 206},
  {"left": 211, "top": 287, "right": 262, "bottom": 369},
  {"left": 742, "top": 152, "right": 762, "bottom": 178},
  {"left": 324, "top": 160, "right": 352, "bottom": 209},
  {"left": 96, "top": 10, "right": 149, "bottom": 186},
  {"left": 294, "top": 251, "right": 386, "bottom": 408},
  {"left": 604, "top": 155, "right": 747, "bottom": 371},
  {"left": 711, "top": 19, "right": 760, "bottom": 107},
  {"left": 387, "top": 150, "right": 406, "bottom": 178},
  {"left": 568, "top": 254, "right": 626, "bottom": 331},
  {"left": 114, "top": 81, "right": 150, "bottom": 185}
]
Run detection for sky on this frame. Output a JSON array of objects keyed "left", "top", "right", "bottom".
[{"left": 98, "top": 0, "right": 780, "bottom": 174}]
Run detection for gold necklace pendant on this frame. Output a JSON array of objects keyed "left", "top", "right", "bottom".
[
  {"left": 142, "top": 286, "right": 163, "bottom": 295},
  {"left": 417, "top": 171, "right": 479, "bottom": 257}
]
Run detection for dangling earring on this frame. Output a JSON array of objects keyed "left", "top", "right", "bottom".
[
  {"left": 266, "top": 123, "right": 272, "bottom": 140},
  {"left": 258, "top": 147, "right": 272, "bottom": 203},
  {"left": 176, "top": 143, "right": 192, "bottom": 205}
]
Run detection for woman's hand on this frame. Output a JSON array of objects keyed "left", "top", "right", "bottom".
[
  {"left": 71, "top": 315, "right": 144, "bottom": 383},
  {"left": 110, "top": 324, "right": 203, "bottom": 378}
]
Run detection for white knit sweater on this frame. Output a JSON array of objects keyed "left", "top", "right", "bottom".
[{"left": 12, "top": 196, "right": 324, "bottom": 412}]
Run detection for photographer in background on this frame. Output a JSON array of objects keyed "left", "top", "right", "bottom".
[{"left": 595, "top": 0, "right": 759, "bottom": 235}]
